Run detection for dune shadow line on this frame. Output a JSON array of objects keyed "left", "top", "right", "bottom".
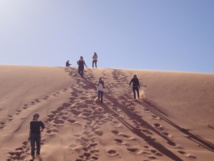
[
  {"left": 105, "top": 94, "right": 176, "bottom": 146},
  {"left": 100, "top": 103, "right": 183, "bottom": 161},
  {"left": 139, "top": 100, "right": 214, "bottom": 152}
]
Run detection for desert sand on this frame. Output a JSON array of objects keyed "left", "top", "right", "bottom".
[{"left": 0, "top": 65, "right": 213, "bottom": 161}]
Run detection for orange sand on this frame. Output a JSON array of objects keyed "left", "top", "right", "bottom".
[{"left": 0, "top": 65, "right": 213, "bottom": 161}]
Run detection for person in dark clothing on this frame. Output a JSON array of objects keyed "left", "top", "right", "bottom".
[
  {"left": 92, "top": 52, "right": 98, "bottom": 68},
  {"left": 29, "top": 112, "right": 45, "bottom": 160},
  {"left": 66, "top": 60, "right": 71, "bottom": 67},
  {"left": 129, "top": 74, "right": 140, "bottom": 99},
  {"left": 77, "top": 56, "right": 87, "bottom": 77}
]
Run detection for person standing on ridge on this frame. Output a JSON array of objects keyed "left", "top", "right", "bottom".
[
  {"left": 92, "top": 52, "right": 98, "bottom": 68},
  {"left": 96, "top": 77, "right": 105, "bottom": 103},
  {"left": 129, "top": 74, "right": 140, "bottom": 99},
  {"left": 29, "top": 112, "right": 45, "bottom": 160},
  {"left": 77, "top": 56, "right": 87, "bottom": 77}
]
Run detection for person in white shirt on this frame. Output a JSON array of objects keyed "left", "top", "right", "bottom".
[{"left": 96, "top": 77, "right": 105, "bottom": 103}]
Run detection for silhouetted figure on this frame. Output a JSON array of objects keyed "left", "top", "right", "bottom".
[
  {"left": 77, "top": 56, "right": 87, "bottom": 77},
  {"left": 92, "top": 52, "right": 98, "bottom": 68},
  {"left": 29, "top": 112, "right": 45, "bottom": 160},
  {"left": 96, "top": 77, "right": 105, "bottom": 103},
  {"left": 66, "top": 60, "right": 71, "bottom": 67},
  {"left": 129, "top": 74, "right": 140, "bottom": 99}
]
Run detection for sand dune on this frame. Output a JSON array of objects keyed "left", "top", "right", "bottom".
[{"left": 0, "top": 65, "right": 213, "bottom": 161}]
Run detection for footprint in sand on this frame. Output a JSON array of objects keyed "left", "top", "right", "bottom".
[
  {"left": 154, "top": 123, "right": 170, "bottom": 137},
  {"left": 53, "top": 119, "right": 64, "bottom": 125},
  {"left": 82, "top": 110, "right": 92, "bottom": 117},
  {"left": 71, "top": 109, "right": 81, "bottom": 116},
  {"left": 8, "top": 150, "right": 26, "bottom": 160},
  {"left": 127, "top": 147, "right": 139, "bottom": 153},
  {"left": 62, "top": 103, "right": 71, "bottom": 108},
  {"left": 208, "top": 124, "right": 214, "bottom": 129},
  {"left": 107, "top": 149, "right": 119, "bottom": 157},
  {"left": 151, "top": 115, "right": 161, "bottom": 120},
  {"left": 22, "top": 104, "right": 28, "bottom": 109},
  {"left": 76, "top": 159, "right": 83, "bottom": 161},
  {"left": 141, "top": 129, "right": 153, "bottom": 135},
  {"left": 62, "top": 116, "right": 68, "bottom": 120},
  {"left": 111, "top": 130, "right": 119, "bottom": 135},
  {"left": 178, "top": 150, "right": 186, "bottom": 154},
  {"left": 144, "top": 108, "right": 150, "bottom": 112},
  {"left": 0, "top": 122, "right": 6, "bottom": 129},
  {"left": 43, "top": 96, "right": 49, "bottom": 100},
  {"left": 68, "top": 119, "right": 76, "bottom": 123},
  {"left": 15, "top": 147, "right": 23, "bottom": 151},
  {"left": 71, "top": 92, "right": 78, "bottom": 97},
  {"left": 148, "top": 156, "right": 157, "bottom": 160},
  {"left": 69, "top": 97, "right": 76, "bottom": 102},
  {"left": 46, "top": 128, "right": 59, "bottom": 134},
  {"left": 35, "top": 99, "right": 40, "bottom": 102},
  {"left": 187, "top": 155, "right": 197, "bottom": 159},
  {"left": 118, "top": 133, "right": 131, "bottom": 139},
  {"left": 94, "top": 130, "right": 103, "bottom": 136},
  {"left": 63, "top": 88, "right": 68, "bottom": 92},
  {"left": 111, "top": 120, "right": 120, "bottom": 125},
  {"left": 177, "top": 150, "right": 197, "bottom": 160},
  {"left": 114, "top": 138, "right": 123, "bottom": 144},
  {"left": 16, "top": 110, "right": 21, "bottom": 115},
  {"left": 7, "top": 114, "right": 13, "bottom": 120}
]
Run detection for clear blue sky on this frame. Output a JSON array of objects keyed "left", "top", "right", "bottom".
[{"left": 1, "top": 0, "right": 213, "bottom": 73}]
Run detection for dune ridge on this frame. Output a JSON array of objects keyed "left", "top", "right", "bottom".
[{"left": 0, "top": 65, "right": 213, "bottom": 161}]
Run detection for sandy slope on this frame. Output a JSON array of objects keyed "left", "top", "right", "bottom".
[{"left": 0, "top": 65, "right": 213, "bottom": 161}]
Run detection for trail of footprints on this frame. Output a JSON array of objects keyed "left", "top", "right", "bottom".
[
  {"left": 6, "top": 68, "right": 197, "bottom": 161},
  {"left": 68, "top": 69, "right": 197, "bottom": 160},
  {"left": 111, "top": 129, "right": 163, "bottom": 160},
  {"left": 125, "top": 99, "right": 197, "bottom": 160},
  {"left": 6, "top": 70, "right": 103, "bottom": 161},
  {"left": 6, "top": 88, "right": 73, "bottom": 161},
  {"left": 0, "top": 87, "right": 70, "bottom": 130},
  {"left": 69, "top": 94, "right": 114, "bottom": 160}
]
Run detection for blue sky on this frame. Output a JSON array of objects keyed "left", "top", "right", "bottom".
[{"left": 0, "top": 0, "right": 213, "bottom": 73}]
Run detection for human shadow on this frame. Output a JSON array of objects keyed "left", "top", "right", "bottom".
[
  {"left": 104, "top": 94, "right": 176, "bottom": 146},
  {"left": 137, "top": 99, "right": 214, "bottom": 152},
  {"left": 100, "top": 103, "right": 183, "bottom": 161},
  {"left": 37, "top": 155, "right": 43, "bottom": 161}
]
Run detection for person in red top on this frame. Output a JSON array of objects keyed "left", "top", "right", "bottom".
[
  {"left": 29, "top": 112, "right": 45, "bottom": 160},
  {"left": 129, "top": 74, "right": 140, "bottom": 99}
]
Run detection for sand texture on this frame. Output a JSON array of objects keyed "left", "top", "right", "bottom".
[{"left": 0, "top": 65, "right": 213, "bottom": 161}]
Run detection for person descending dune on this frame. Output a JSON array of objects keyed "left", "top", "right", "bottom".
[
  {"left": 96, "top": 77, "right": 105, "bottom": 103},
  {"left": 77, "top": 56, "right": 87, "bottom": 77}
]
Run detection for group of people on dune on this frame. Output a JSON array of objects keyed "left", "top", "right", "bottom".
[
  {"left": 29, "top": 52, "right": 141, "bottom": 161},
  {"left": 65, "top": 52, "right": 141, "bottom": 103},
  {"left": 66, "top": 52, "right": 98, "bottom": 77}
]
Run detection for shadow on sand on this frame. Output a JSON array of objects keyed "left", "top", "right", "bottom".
[
  {"left": 137, "top": 100, "right": 214, "bottom": 152},
  {"left": 100, "top": 101, "right": 183, "bottom": 161}
]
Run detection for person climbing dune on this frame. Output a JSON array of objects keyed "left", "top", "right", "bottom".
[{"left": 129, "top": 74, "right": 140, "bottom": 99}]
